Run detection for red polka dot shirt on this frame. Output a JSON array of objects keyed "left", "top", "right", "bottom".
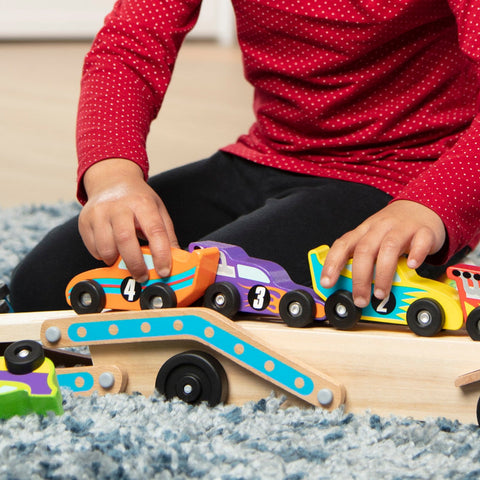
[{"left": 76, "top": 0, "right": 480, "bottom": 262}]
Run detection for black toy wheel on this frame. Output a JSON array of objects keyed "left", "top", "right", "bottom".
[
  {"left": 155, "top": 350, "right": 228, "bottom": 406},
  {"left": 406, "top": 298, "right": 444, "bottom": 337},
  {"left": 4, "top": 340, "right": 45, "bottom": 374},
  {"left": 325, "top": 290, "right": 362, "bottom": 330},
  {"left": 70, "top": 280, "right": 106, "bottom": 314},
  {"left": 140, "top": 283, "right": 177, "bottom": 309},
  {"left": 279, "top": 290, "right": 316, "bottom": 327},
  {"left": 203, "top": 282, "right": 241, "bottom": 318},
  {"left": 466, "top": 307, "right": 480, "bottom": 341}
]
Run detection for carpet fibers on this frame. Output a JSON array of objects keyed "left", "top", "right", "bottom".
[{"left": 1, "top": 203, "right": 480, "bottom": 480}]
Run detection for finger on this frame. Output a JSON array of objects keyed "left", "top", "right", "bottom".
[
  {"left": 134, "top": 201, "right": 176, "bottom": 278},
  {"left": 158, "top": 202, "right": 180, "bottom": 249},
  {"left": 139, "top": 218, "right": 172, "bottom": 278},
  {"left": 78, "top": 209, "right": 104, "bottom": 262},
  {"left": 351, "top": 240, "right": 379, "bottom": 308},
  {"left": 320, "top": 236, "right": 357, "bottom": 289},
  {"left": 111, "top": 212, "right": 149, "bottom": 283},
  {"left": 373, "top": 237, "right": 405, "bottom": 300},
  {"left": 133, "top": 201, "right": 179, "bottom": 249},
  {"left": 407, "top": 227, "right": 437, "bottom": 270},
  {"left": 79, "top": 206, "right": 120, "bottom": 265},
  {"left": 93, "top": 221, "right": 118, "bottom": 266}
]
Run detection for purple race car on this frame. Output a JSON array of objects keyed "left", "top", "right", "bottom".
[{"left": 188, "top": 241, "right": 326, "bottom": 327}]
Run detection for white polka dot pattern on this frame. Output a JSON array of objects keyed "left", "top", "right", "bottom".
[{"left": 77, "top": 0, "right": 480, "bottom": 260}]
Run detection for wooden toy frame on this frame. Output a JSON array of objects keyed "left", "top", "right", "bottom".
[{"left": 2, "top": 308, "right": 480, "bottom": 424}]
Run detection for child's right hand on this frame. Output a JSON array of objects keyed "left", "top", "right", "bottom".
[{"left": 78, "top": 158, "right": 179, "bottom": 283}]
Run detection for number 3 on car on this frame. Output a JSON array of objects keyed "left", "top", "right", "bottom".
[{"left": 308, "top": 245, "right": 464, "bottom": 336}]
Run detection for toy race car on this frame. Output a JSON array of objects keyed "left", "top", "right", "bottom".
[
  {"left": 309, "top": 245, "right": 464, "bottom": 336},
  {"left": 447, "top": 264, "right": 480, "bottom": 340},
  {"left": 189, "top": 241, "right": 326, "bottom": 327},
  {"left": 0, "top": 340, "right": 63, "bottom": 418},
  {"left": 66, "top": 246, "right": 219, "bottom": 314}
]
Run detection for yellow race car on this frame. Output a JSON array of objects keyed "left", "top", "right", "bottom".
[{"left": 308, "top": 245, "right": 463, "bottom": 336}]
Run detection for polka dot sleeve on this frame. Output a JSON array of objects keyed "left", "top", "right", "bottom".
[
  {"left": 76, "top": 0, "right": 202, "bottom": 202},
  {"left": 394, "top": 117, "right": 480, "bottom": 263},
  {"left": 393, "top": 0, "right": 480, "bottom": 261}
]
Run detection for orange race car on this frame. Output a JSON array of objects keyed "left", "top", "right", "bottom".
[{"left": 66, "top": 246, "right": 220, "bottom": 314}]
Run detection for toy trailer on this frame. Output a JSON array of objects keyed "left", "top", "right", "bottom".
[
  {"left": 447, "top": 264, "right": 480, "bottom": 340},
  {"left": 39, "top": 308, "right": 345, "bottom": 410},
  {"left": 4, "top": 309, "right": 480, "bottom": 424}
]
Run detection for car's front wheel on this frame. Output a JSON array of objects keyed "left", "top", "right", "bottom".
[{"left": 140, "top": 283, "right": 177, "bottom": 310}]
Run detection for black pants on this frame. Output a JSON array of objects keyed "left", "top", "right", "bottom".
[{"left": 10, "top": 151, "right": 392, "bottom": 312}]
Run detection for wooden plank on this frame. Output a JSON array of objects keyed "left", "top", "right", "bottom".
[
  {"left": 455, "top": 369, "right": 480, "bottom": 388},
  {"left": 0, "top": 310, "right": 72, "bottom": 342}
]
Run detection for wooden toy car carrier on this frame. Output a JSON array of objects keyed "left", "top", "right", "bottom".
[{"left": 3, "top": 308, "right": 480, "bottom": 424}]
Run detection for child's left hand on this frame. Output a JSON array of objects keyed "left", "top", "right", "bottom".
[{"left": 319, "top": 200, "right": 446, "bottom": 308}]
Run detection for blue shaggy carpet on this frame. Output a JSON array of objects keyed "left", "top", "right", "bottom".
[{"left": 1, "top": 202, "right": 480, "bottom": 480}]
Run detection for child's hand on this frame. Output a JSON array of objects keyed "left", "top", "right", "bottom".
[
  {"left": 78, "top": 159, "right": 179, "bottom": 283},
  {"left": 319, "top": 200, "right": 446, "bottom": 308}
]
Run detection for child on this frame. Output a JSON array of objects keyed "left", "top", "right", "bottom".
[{"left": 10, "top": 0, "right": 480, "bottom": 312}]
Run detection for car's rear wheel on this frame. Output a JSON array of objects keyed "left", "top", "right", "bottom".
[
  {"left": 406, "top": 298, "right": 444, "bottom": 337},
  {"left": 70, "top": 280, "right": 106, "bottom": 314},
  {"left": 203, "top": 282, "right": 240, "bottom": 318},
  {"left": 325, "top": 290, "right": 362, "bottom": 330},
  {"left": 279, "top": 290, "right": 316, "bottom": 327},
  {"left": 140, "top": 283, "right": 177, "bottom": 309}
]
